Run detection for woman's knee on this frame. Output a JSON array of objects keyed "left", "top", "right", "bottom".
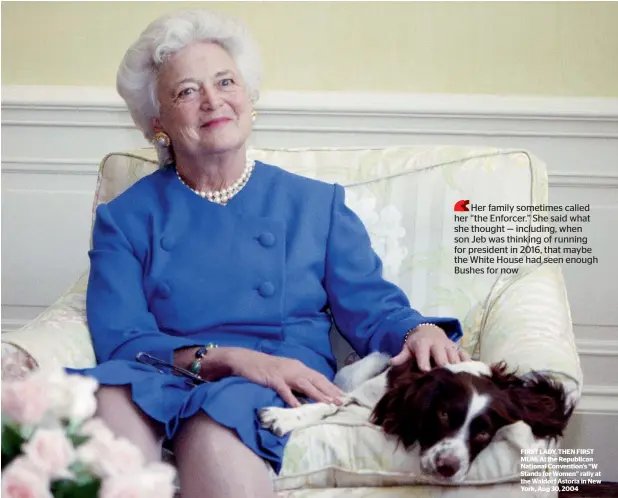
[
  {"left": 95, "top": 386, "right": 162, "bottom": 433},
  {"left": 95, "top": 385, "right": 135, "bottom": 413},
  {"left": 173, "top": 412, "right": 237, "bottom": 448},
  {"left": 95, "top": 386, "right": 164, "bottom": 462}
]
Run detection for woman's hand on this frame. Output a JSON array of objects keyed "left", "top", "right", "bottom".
[
  {"left": 209, "top": 347, "right": 345, "bottom": 408},
  {"left": 389, "top": 324, "right": 470, "bottom": 371}
]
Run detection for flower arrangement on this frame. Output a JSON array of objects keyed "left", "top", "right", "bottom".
[{"left": 1, "top": 369, "right": 177, "bottom": 498}]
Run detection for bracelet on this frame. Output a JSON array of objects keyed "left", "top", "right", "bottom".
[
  {"left": 189, "top": 343, "right": 218, "bottom": 377},
  {"left": 403, "top": 323, "right": 443, "bottom": 345}
]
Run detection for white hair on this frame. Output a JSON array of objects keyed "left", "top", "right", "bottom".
[{"left": 116, "top": 9, "right": 262, "bottom": 164}]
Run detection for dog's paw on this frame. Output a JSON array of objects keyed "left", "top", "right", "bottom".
[
  {"left": 258, "top": 406, "right": 283, "bottom": 428},
  {"left": 258, "top": 407, "right": 298, "bottom": 436}
]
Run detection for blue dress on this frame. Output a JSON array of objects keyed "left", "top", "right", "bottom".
[{"left": 68, "top": 161, "right": 462, "bottom": 473}]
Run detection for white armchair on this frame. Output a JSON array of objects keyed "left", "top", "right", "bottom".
[{"left": 2, "top": 146, "right": 582, "bottom": 497}]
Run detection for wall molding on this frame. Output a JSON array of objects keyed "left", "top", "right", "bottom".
[
  {"left": 4, "top": 158, "right": 617, "bottom": 187},
  {"left": 576, "top": 339, "right": 618, "bottom": 357},
  {"left": 4, "top": 121, "right": 618, "bottom": 139},
  {"left": 2, "top": 154, "right": 617, "bottom": 185},
  {"left": 2, "top": 158, "right": 102, "bottom": 175},
  {"left": 551, "top": 174, "right": 618, "bottom": 189},
  {"left": 1, "top": 319, "right": 31, "bottom": 333},
  {"left": 577, "top": 386, "right": 618, "bottom": 415},
  {"left": 3, "top": 86, "right": 618, "bottom": 140},
  {"left": 4, "top": 85, "right": 618, "bottom": 118}
]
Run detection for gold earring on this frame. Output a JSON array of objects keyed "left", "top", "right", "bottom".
[
  {"left": 251, "top": 110, "right": 257, "bottom": 122},
  {"left": 153, "top": 131, "right": 170, "bottom": 147}
]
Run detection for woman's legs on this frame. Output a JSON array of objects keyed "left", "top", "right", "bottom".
[
  {"left": 95, "top": 385, "right": 164, "bottom": 462},
  {"left": 95, "top": 386, "right": 275, "bottom": 497},
  {"left": 173, "top": 411, "right": 275, "bottom": 498}
]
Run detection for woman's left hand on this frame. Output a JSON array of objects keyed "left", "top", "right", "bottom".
[{"left": 389, "top": 324, "right": 470, "bottom": 371}]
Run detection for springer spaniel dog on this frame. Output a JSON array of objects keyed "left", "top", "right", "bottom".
[{"left": 259, "top": 352, "right": 575, "bottom": 482}]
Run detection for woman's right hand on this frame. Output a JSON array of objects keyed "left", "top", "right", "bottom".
[{"left": 210, "top": 347, "right": 345, "bottom": 408}]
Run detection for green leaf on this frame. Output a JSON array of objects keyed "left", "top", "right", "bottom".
[
  {"left": 51, "top": 477, "right": 101, "bottom": 498},
  {"left": 65, "top": 419, "right": 81, "bottom": 435},
  {"left": 1, "top": 424, "right": 25, "bottom": 469},
  {"left": 18, "top": 423, "right": 36, "bottom": 440},
  {"left": 68, "top": 461, "right": 95, "bottom": 484},
  {"left": 68, "top": 433, "right": 91, "bottom": 447}
]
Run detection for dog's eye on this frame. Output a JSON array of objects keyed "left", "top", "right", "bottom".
[
  {"left": 474, "top": 430, "right": 491, "bottom": 442},
  {"left": 437, "top": 409, "right": 449, "bottom": 424}
]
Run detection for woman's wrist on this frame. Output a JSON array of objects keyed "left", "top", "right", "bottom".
[
  {"left": 200, "top": 346, "right": 234, "bottom": 381},
  {"left": 188, "top": 343, "right": 219, "bottom": 376},
  {"left": 404, "top": 323, "right": 443, "bottom": 345},
  {"left": 173, "top": 346, "right": 235, "bottom": 381},
  {"left": 173, "top": 346, "right": 201, "bottom": 370}
]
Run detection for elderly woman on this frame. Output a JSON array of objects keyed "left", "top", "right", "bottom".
[{"left": 71, "top": 8, "right": 469, "bottom": 498}]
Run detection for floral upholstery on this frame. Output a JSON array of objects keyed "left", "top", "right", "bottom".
[{"left": 1, "top": 146, "right": 582, "bottom": 497}]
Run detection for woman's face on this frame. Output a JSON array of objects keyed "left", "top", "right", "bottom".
[{"left": 153, "top": 41, "right": 253, "bottom": 157}]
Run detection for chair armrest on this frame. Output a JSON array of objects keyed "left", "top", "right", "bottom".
[
  {"left": 478, "top": 263, "right": 583, "bottom": 408},
  {"left": 1, "top": 272, "right": 96, "bottom": 375}
]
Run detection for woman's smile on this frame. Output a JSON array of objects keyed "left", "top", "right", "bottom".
[{"left": 202, "top": 117, "right": 232, "bottom": 128}]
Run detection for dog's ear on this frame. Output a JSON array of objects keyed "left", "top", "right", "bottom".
[
  {"left": 491, "top": 363, "right": 573, "bottom": 440},
  {"left": 515, "top": 372, "right": 574, "bottom": 440},
  {"left": 371, "top": 364, "right": 435, "bottom": 448},
  {"left": 490, "top": 362, "right": 525, "bottom": 389}
]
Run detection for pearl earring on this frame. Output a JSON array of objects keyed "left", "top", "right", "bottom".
[
  {"left": 251, "top": 110, "right": 257, "bottom": 122},
  {"left": 154, "top": 131, "right": 170, "bottom": 147}
]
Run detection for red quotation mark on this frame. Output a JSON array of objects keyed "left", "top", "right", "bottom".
[{"left": 454, "top": 199, "right": 470, "bottom": 212}]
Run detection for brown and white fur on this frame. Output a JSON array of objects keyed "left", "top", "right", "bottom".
[{"left": 259, "top": 352, "right": 575, "bottom": 482}]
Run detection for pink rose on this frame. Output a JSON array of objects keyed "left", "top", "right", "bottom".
[
  {"left": 1, "top": 377, "right": 49, "bottom": 425},
  {"left": 47, "top": 371, "right": 98, "bottom": 423},
  {"left": 99, "top": 475, "right": 143, "bottom": 498},
  {"left": 99, "top": 463, "right": 176, "bottom": 498},
  {"left": 79, "top": 417, "right": 114, "bottom": 442},
  {"left": 77, "top": 436, "right": 145, "bottom": 478},
  {"left": 21, "top": 428, "right": 75, "bottom": 479},
  {"left": 1, "top": 456, "right": 53, "bottom": 498},
  {"left": 139, "top": 462, "right": 177, "bottom": 498}
]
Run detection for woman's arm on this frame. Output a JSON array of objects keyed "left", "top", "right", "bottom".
[
  {"left": 323, "top": 184, "right": 462, "bottom": 358},
  {"left": 87, "top": 203, "right": 204, "bottom": 365}
]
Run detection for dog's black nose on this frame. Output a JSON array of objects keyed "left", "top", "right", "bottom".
[{"left": 436, "top": 454, "right": 460, "bottom": 478}]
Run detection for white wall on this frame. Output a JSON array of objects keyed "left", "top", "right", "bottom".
[{"left": 2, "top": 85, "right": 618, "bottom": 479}]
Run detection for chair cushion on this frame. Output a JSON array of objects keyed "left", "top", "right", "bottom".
[{"left": 271, "top": 410, "right": 552, "bottom": 491}]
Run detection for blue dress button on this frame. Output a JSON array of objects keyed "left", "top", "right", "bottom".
[
  {"left": 160, "top": 236, "right": 174, "bottom": 251},
  {"left": 258, "top": 282, "right": 275, "bottom": 297},
  {"left": 158, "top": 283, "right": 172, "bottom": 299},
  {"left": 258, "top": 232, "right": 275, "bottom": 247}
]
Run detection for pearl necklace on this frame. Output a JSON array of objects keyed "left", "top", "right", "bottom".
[{"left": 176, "top": 159, "right": 255, "bottom": 205}]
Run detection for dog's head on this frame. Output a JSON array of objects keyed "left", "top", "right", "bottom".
[{"left": 371, "top": 360, "right": 572, "bottom": 482}]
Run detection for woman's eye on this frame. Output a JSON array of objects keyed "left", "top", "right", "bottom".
[
  {"left": 219, "top": 78, "right": 234, "bottom": 87},
  {"left": 178, "top": 88, "right": 196, "bottom": 98}
]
